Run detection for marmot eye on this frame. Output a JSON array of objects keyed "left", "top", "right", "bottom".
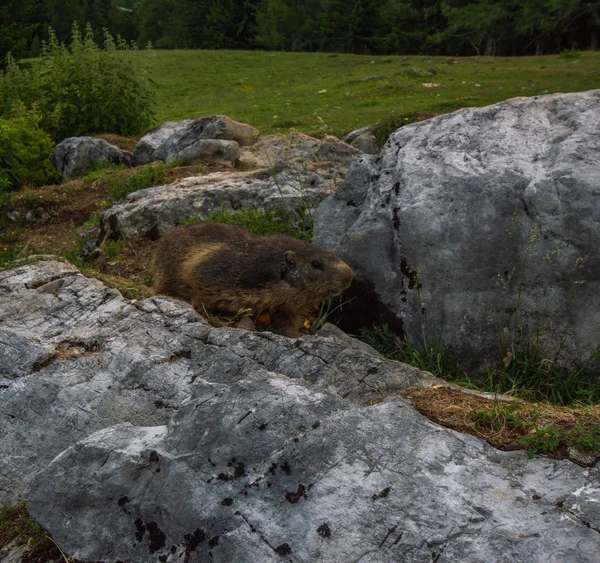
[{"left": 311, "top": 259, "right": 323, "bottom": 270}]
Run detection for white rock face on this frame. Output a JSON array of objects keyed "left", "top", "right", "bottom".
[
  {"left": 314, "top": 90, "right": 600, "bottom": 371},
  {"left": 0, "top": 260, "right": 599, "bottom": 563},
  {"left": 132, "top": 115, "right": 259, "bottom": 165}
]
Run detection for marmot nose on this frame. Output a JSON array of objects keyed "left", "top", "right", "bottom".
[{"left": 340, "top": 262, "right": 353, "bottom": 286}]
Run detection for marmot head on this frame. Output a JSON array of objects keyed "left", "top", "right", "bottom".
[{"left": 280, "top": 248, "right": 353, "bottom": 298}]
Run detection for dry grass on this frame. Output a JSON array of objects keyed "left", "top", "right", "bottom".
[{"left": 401, "top": 386, "right": 600, "bottom": 466}]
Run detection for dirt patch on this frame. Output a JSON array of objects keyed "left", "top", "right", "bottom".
[
  {"left": 94, "top": 133, "right": 139, "bottom": 152},
  {"left": 401, "top": 386, "right": 600, "bottom": 466}
]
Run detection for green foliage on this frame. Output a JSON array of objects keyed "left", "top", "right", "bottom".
[
  {"left": 359, "top": 324, "right": 600, "bottom": 406},
  {"left": 82, "top": 161, "right": 129, "bottom": 182},
  {"left": 0, "top": 502, "right": 46, "bottom": 548},
  {"left": 469, "top": 403, "right": 527, "bottom": 432},
  {"left": 104, "top": 164, "right": 167, "bottom": 201},
  {"left": 484, "top": 345, "right": 600, "bottom": 406},
  {"left": 358, "top": 324, "right": 463, "bottom": 380},
  {"left": 572, "top": 422, "right": 600, "bottom": 451},
  {"left": 2, "top": 0, "right": 599, "bottom": 61},
  {"left": 0, "top": 245, "right": 22, "bottom": 268},
  {"left": 520, "top": 424, "right": 563, "bottom": 457},
  {"left": 103, "top": 238, "right": 124, "bottom": 258},
  {"left": 468, "top": 403, "right": 600, "bottom": 458},
  {"left": 0, "top": 102, "right": 58, "bottom": 190},
  {"left": 0, "top": 23, "right": 156, "bottom": 140},
  {"left": 179, "top": 207, "right": 313, "bottom": 242}
]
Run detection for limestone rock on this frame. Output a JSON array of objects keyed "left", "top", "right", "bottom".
[
  {"left": 314, "top": 90, "right": 600, "bottom": 371},
  {"left": 132, "top": 116, "right": 259, "bottom": 165},
  {"left": 240, "top": 131, "right": 363, "bottom": 179},
  {"left": 176, "top": 138, "right": 240, "bottom": 165},
  {"left": 99, "top": 167, "right": 333, "bottom": 242},
  {"left": 0, "top": 260, "right": 431, "bottom": 506},
  {"left": 50, "top": 136, "right": 132, "bottom": 179},
  {"left": 0, "top": 261, "right": 598, "bottom": 562}
]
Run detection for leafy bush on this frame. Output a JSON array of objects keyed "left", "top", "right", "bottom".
[
  {"left": 0, "top": 102, "right": 58, "bottom": 190},
  {"left": 0, "top": 23, "right": 156, "bottom": 141}
]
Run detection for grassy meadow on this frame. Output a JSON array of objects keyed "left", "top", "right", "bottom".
[{"left": 137, "top": 49, "right": 600, "bottom": 137}]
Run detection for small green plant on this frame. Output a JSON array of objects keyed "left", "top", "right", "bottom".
[
  {"left": 82, "top": 161, "right": 129, "bottom": 182},
  {"left": 0, "top": 101, "right": 59, "bottom": 190},
  {"left": 572, "top": 422, "right": 600, "bottom": 451},
  {"left": 0, "top": 244, "right": 22, "bottom": 268},
  {"left": 0, "top": 23, "right": 156, "bottom": 140},
  {"left": 72, "top": 211, "right": 102, "bottom": 261},
  {"left": 103, "top": 239, "right": 124, "bottom": 259},
  {"left": 358, "top": 323, "right": 463, "bottom": 380},
  {"left": 519, "top": 424, "right": 563, "bottom": 458},
  {"left": 310, "top": 296, "right": 353, "bottom": 333},
  {"left": 483, "top": 345, "right": 600, "bottom": 406},
  {"left": 104, "top": 164, "right": 167, "bottom": 201},
  {"left": 469, "top": 402, "right": 527, "bottom": 431}
]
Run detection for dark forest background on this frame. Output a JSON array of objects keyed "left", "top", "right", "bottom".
[{"left": 2, "top": 0, "right": 599, "bottom": 63}]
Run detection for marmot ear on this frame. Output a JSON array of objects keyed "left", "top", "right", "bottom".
[{"left": 284, "top": 250, "right": 297, "bottom": 269}]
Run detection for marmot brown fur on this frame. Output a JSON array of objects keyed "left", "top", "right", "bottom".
[{"left": 152, "top": 222, "right": 353, "bottom": 337}]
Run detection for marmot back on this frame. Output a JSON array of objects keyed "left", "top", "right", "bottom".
[{"left": 152, "top": 222, "right": 353, "bottom": 337}]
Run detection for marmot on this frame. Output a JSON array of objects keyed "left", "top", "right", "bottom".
[{"left": 152, "top": 222, "right": 353, "bottom": 337}]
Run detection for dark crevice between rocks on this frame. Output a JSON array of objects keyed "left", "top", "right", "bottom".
[
  {"left": 235, "top": 510, "right": 291, "bottom": 557},
  {"left": 326, "top": 279, "right": 404, "bottom": 337}
]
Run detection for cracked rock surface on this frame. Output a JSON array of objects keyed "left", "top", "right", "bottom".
[
  {"left": 314, "top": 90, "right": 600, "bottom": 371},
  {"left": 99, "top": 166, "right": 334, "bottom": 243},
  {"left": 1, "top": 261, "right": 598, "bottom": 562}
]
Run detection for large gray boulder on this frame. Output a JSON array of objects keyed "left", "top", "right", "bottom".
[
  {"left": 314, "top": 90, "right": 600, "bottom": 371},
  {"left": 99, "top": 167, "right": 333, "bottom": 242},
  {"left": 1, "top": 261, "right": 599, "bottom": 563},
  {"left": 133, "top": 116, "right": 259, "bottom": 165},
  {"left": 50, "top": 136, "right": 132, "bottom": 179}
]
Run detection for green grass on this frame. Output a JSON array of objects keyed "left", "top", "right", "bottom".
[
  {"left": 104, "top": 164, "right": 169, "bottom": 201},
  {"left": 359, "top": 324, "right": 600, "bottom": 406},
  {"left": 178, "top": 206, "right": 313, "bottom": 241},
  {"left": 132, "top": 50, "right": 600, "bottom": 138}
]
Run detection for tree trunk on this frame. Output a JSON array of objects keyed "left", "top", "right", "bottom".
[
  {"left": 484, "top": 35, "right": 494, "bottom": 56},
  {"left": 591, "top": 30, "right": 599, "bottom": 51}
]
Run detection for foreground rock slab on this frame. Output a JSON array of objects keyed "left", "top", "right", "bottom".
[
  {"left": 314, "top": 90, "right": 600, "bottom": 370},
  {"left": 0, "top": 260, "right": 430, "bottom": 506},
  {"left": 0, "top": 261, "right": 598, "bottom": 562}
]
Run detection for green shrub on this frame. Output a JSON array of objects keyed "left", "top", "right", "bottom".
[
  {"left": 0, "top": 102, "right": 58, "bottom": 190},
  {"left": 0, "top": 23, "right": 156, "bottom": 140}
]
